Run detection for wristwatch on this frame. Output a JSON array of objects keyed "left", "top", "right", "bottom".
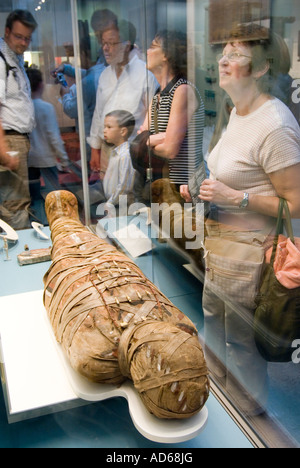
[{"left": 239, "top": 192, "right": 249, "bottom": 209}]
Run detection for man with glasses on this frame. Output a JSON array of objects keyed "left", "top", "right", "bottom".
[
  {"left": 53, "top": 10, "right": 118, "bottom": 171},
  {"left": 88, "top": 20, "right": 158, "bottom": 181},
  {"left": 0, "top": 9, "right": 37, "bottom": 229}
]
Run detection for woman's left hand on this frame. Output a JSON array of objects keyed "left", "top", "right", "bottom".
[
  {"left": 199, "top": 179, "right": 240, "bottom": 206},
  {"left": 60, "top": 85, "right": 70, "bottom": 97},
  {"left": 149, "top": 133, "right": 166, "bottom": 148},
  {"left": 180, "top": 185, "right": 192, "bottom": 203}
]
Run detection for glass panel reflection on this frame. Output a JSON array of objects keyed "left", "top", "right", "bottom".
[{"left": 0, "top": 0, "right": 299, "bottom": 448}]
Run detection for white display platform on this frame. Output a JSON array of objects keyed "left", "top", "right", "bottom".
[
  {"left": 0, "top": 290, "right": 79, "bottom": 421},
  {"left": 113, "top": 224, "right": 153, "bottom": 258},
  {"left": 0, "top": 290, "right": 208, "bottom": 443}
]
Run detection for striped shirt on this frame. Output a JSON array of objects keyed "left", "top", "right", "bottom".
[
  {"left": 150, "top": 77, "right": 205, "bottom": 185},
  {"left": 103, "top": 141, "right": 136, "bottom": 206}
]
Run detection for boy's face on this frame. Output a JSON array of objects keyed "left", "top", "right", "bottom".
[{"left": 103, "top": 115, "right": 125, "bottom": 146}]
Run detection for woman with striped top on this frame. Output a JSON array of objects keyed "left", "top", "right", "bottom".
[{"left": 140, "top": 30, "right": 205, "bottom": 189}]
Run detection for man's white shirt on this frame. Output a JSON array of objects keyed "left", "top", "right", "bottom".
[{"left": 88, "top": 51, "right": 158, "bottom": 149}]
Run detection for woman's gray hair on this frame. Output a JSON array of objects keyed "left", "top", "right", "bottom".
[{"left": 229, "top": 25, "right": 291, "bottom": 95}]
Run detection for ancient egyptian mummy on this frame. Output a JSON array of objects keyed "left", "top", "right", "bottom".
[{"left": 43, "top": 190, "right": 209, "bottom": 419}]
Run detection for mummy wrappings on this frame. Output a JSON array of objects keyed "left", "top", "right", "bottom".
[
  {"left": 43, "top": 190, "right": 209, "bottom": 419},
  {"left": 151, "top": 179, "right": 206, "bottom": 274}
]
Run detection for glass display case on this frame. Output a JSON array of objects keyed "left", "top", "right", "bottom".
[{"left": 0, "top": 0, "right": 299, "bottom": 448}]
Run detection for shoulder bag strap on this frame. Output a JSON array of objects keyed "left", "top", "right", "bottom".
[
  {"left": 153, "top": 103, "right": 159, "bottom": 134},
  {"left": 270, "top": 198, "right": 295, "bottom": 265},
  {"left": 283, "top": 199, "right": 295, "bottom": 243}
]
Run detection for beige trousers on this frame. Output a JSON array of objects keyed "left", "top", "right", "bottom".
[
  {"left": 0, "top": 134, "right": 31, "bottom": 229},
  {"left": 203, "top": 219, "right": 272, "bottom": 414}
]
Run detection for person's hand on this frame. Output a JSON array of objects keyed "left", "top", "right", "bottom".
[
  {"left": 57, "top": 158, "right": 71, "bottom": 172},
  {"left": 103, "top": 203, "right": 116, "bottom": 218},
  {"left": 148, "top": 133, "right": 166, "bottom": 148},
  {"left": 180, "top": 185, "right": 192, "bottom": 203},
  {"left": 199, "top": 179, "right": 239, "bottom": 206},
  {"left": 138, "top": 125, "right": 147, "bottom": 135},
  {"left": 90, "top": 148, "right": 101, "bottom": 172},
  {"left": 60, "top": 85, "right": 70, "bottom": 97},
  {"left": 50, "top": 64, "right": 65, "bottom": 77},
  {"left": 2, "top": 152, "right": 19, "bottom": 171}
]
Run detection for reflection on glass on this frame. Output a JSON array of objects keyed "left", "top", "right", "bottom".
[
  {"left": 0, "top": 9, "right": 38, "bottom": 230},
  {"left": 27, "top": 67, "right": 70, "bottom": 225},
  {"left": 199, "top": 17, "right": 300, "bottom": 443},
  {"left": 209, "top": 0, "right": 271, "bottom": 44},
  {"left": 145, "top": 30, "right": 204, "bottom": 188},
  {"left": 0, "top": 0, "right": 299, "bottom": 448},
  {"left": 87, "top": 17, "right": 158, "bottom": 220}
]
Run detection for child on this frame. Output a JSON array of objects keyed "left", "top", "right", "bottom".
[{"left": 89, "top": 110, "right": 136, "bottom": 215}]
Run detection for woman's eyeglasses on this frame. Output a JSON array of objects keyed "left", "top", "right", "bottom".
[
  {"left": 101, "top": 41, "right": 122, "bottom": 49},
  {"left": 216, "top": 52, "right": 252, "bottom": 63}
]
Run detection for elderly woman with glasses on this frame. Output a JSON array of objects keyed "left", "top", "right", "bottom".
[{"left": 182, "top": 27, "right": 300, "bottom": 416}]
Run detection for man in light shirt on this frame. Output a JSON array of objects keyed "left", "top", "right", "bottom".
[
  {"left": 88, "top": 20, "right": 158, "bottom": 175},
  {"left": 0, "top": 9, "right": 37, "bottom": 229}
]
